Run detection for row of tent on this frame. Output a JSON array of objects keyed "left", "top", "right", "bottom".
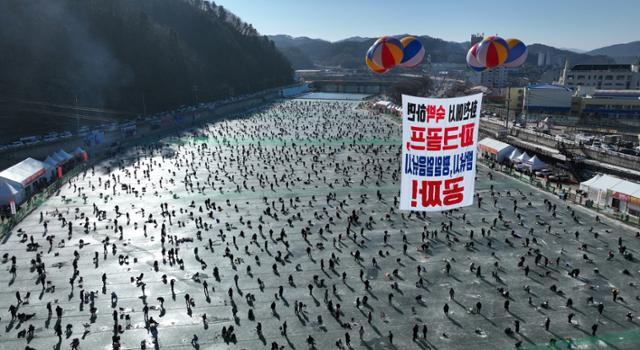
[
  {"left": 373, "top": 100, "right": 402, "bottom": 115},
  {"left": 0, "top": 147, "right": 87, "bottom": 209},
  {"left": 509, "top": 149, "right": 547, "bottom": 171},
  {"left": 478, "top": 137, "right": 547, "bottom": 171}
]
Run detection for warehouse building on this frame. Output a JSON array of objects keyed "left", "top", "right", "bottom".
[
  {"left": 524, "top": 84, "right": 573, "bottom": 113},
  {"left": 560, "top": 63, "right": 640, "bottom": 90},
  {"left": 572, "top": 89, "right": 640, "bottom": 118}
]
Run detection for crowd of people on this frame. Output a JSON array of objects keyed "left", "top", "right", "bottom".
[{"left": 1, "top": 99, "right": 639, "bottom": 349}]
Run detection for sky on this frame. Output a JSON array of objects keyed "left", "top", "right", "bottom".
[{"left": 213, "top": 0, "right": 639, "bottom": 51}]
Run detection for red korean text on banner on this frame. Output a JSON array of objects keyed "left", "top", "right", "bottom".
[{"left": 400, "top": 93, "right": 482, "bottom": 212}]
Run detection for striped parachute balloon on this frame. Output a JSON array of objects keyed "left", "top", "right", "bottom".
[
  {"left": 367, "top": 36, "right": 404, "bottom": 72},
  {"left": 398, "top": 36, "right": 425, "bottom": 68},
  {"left": 503, "top": 38, "right": 528, "bottom": 68},
  {"left": 475, "top": 36, "right": 509, "bottom": 69},
  {"left": 466, "top": 43, "right": 485, "bottom": 72},
  {"left": 365, "top": 44, "right": 387, "bottom": 74}
]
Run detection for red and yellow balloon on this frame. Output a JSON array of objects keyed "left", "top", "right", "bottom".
[
  {"left": 365, "top": 35, "right": 426, "bottom": 74},
  {"left": 466, "top": 35, "right": 528, "bottom": 71},
  {"left": 366, "top": 36, "right": 404, "bottom": 74}
]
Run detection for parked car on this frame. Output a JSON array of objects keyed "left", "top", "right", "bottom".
[
  {"left": 8, "top": 141, "right": 24, "bottom": 149},
  {"left": 43, "top": 135, "right": 59, "bottom": 143},
  {"left": 20, "top": 136, "right": 41, "bottom": 145},
  {"left": 514, "top": 163, "right": 529, "bottom": 172},
  {"left": 548, "top": 174, "right": 570, "bottom": 182},
  {"left": 535, "top": 169, "right": 553, "bottom": 177},
  {"left": 60, "top": 131, "right": 73, "bottom": 139},
  {"left": 618, "top": 148, "right": 637, "bottom": 156}
]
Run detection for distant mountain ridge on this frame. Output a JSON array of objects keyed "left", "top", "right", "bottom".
[
  {"left": 269, "top": 34, "right": 632, "bottom": 70},
  {"left": 268, "top": 35, "right": 331, "bottom": 48},
  {"left": 559, "top": 47, "right": 587, "bottom": 54},
  {"left": 586, "top": 41, "right": 640, "bottom": 64},
  {"left": 336, "top": 36, "right": 371, "bottom": 43},
  {"left": 587, "top": 41, "right": 640, "bottom": 57}
]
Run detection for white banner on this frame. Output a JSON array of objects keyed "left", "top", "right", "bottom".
[{"left": 400, "top": 93, "right": 482, "bottom": 211}]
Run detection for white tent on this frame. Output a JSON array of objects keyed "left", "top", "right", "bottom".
[
  {"left": 42, "top": 157, "right": 58, "bottom": 181},
  {"left": 0, "top": 157, "right": 45, "bottom": 204},
  {"left": 508, "top": 148, "right": 522, "bottom": 162},
  {"left": 42, "top": 155, "right": 64, "bottom": 180},
  {"left": 478, "top": 138, "right": 515, "bottom": 162},
  {"left": 0, "top": 180, "right": 22, "bottom": 206},
  {"left": 56, "top": 150, "right": 74, "bottom": 163},
  {"left": 72, "top": 147, "right": 86, "bottom": 157},
  {"left": 374, "top": 101, "right": 392, "bottom": 108},
  {"left": 610, "top": 180, "right": 640, "bottom": 198},
  {"left": 585, "top": 174, "right": 623, "bottom": 192},
  {"left": 608, "top": 178, "right": 640, "bottom": 213},
  {"left": 54, "top": 151, "right": 66, "bottom": 162},
  {"left": 579, "top": 174, "right": 601, "bottom": 193},
  {"left": 515, "top": 152, "right": 531, "bottom": 163},
  {"left": 72, "top": 147, "right": 88, "bottom": 161},
  {"left": 50, "top": 152, "right": 65, "bottom": 165},
  {"left": 580, "top": 174, "right": 623, "bottom": 207},
  {"left": 44, "top": 155, "right": 59, "bottom": 166},
  {"left": 525, "top": 156, "right": 546, "bottom": 171},
  {"left": 0, "top": 158, "right": 45, "bottom": 188}
]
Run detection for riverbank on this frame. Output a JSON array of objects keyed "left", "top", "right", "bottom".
[{"left": 0, "top": 87, "right": 289, "bottom": 236}]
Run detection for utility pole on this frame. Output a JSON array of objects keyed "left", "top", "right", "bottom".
[
  {"left": 193, "top": 85, "right": 199, "bottom": 104},
  {"left": 142, "top": 92, "right": 147, "bottom": 117},
  {"left": 75, "top": 95, "right": 79, "bottom": 132},
  {"left": 522, "top": 86, "right": 527, "bottom": 125},
  {"left": 505, "top": 87, "right": 510, "bottom": 129}
]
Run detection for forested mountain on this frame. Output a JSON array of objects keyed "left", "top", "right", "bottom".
[{"left": 0, "top": 0, "right": 293, "bottom": 114}]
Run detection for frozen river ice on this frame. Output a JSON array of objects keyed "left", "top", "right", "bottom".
[{"left": 2, "top": 98, "right": 640, "bottom": 350}]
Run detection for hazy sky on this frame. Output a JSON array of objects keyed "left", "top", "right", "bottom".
[{"left": 213, "top": 0, "right": 638, "bottom": 51}]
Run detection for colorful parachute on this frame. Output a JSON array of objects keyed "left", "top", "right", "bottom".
[
  {"left": 367, "top": 36, "right": 404, "bottom": 71},
  {"left": 466, "top": 35, "right": 528, "bottom": 71},
  {"left": 365, "top": 35, "right": 425, "bottom": 73},
  {"left": 399, "top": 36, "right": 425, "bottom": 68},
  {"left": 476, "top": 36, "right": 509, "bottom": 69},
  {"left": 366, "top": 45, "right": 388, "bottom": 74},
  {"left": 503, "top": 38, "right": 528, "bottom": 68},
  {"left": 466, "top": 43, "right": 485, "bottom": 72}
]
